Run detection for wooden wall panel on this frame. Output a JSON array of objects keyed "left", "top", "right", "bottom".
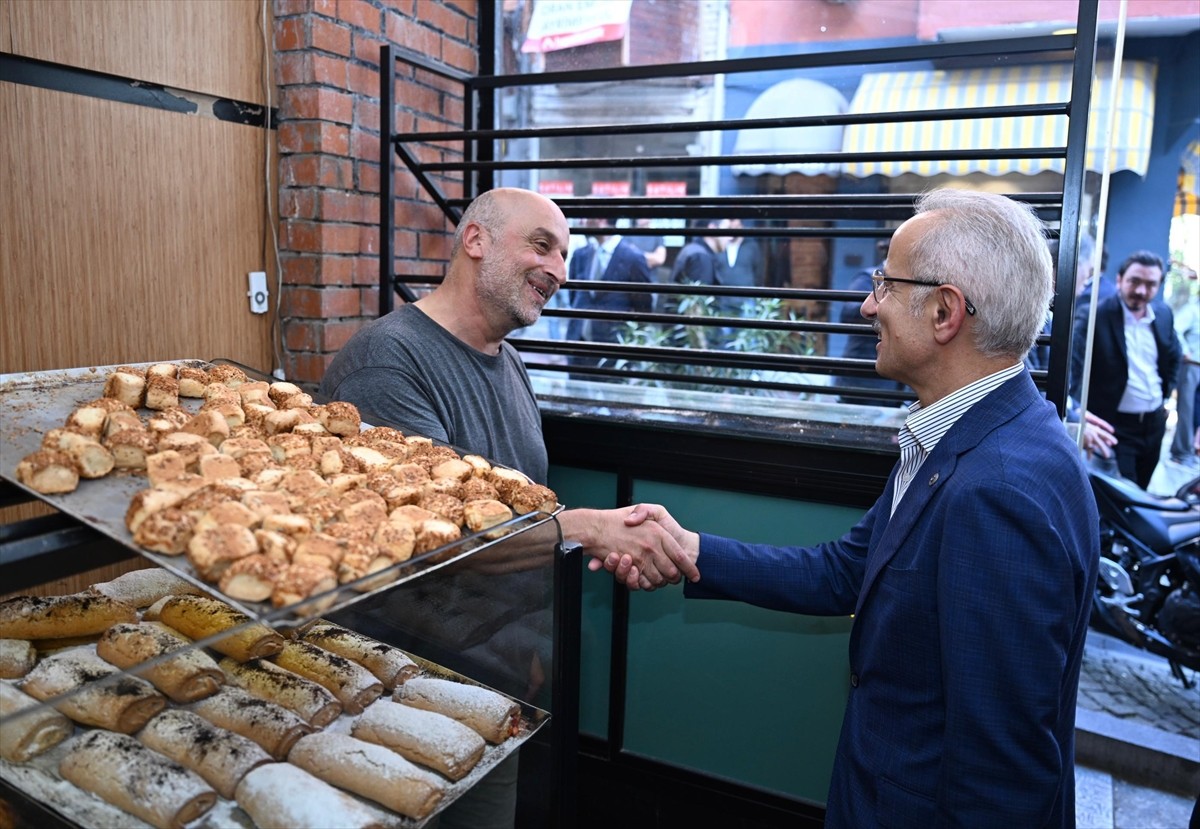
[
  {"left": 0, "top": 83, "right": 275, "bottom": 376},
  {"left": 4, "top": 0, "right": 268, "bottom": 105}
]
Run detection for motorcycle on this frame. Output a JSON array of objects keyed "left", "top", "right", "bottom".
[{"left": 1088, "top": 469, "right": 1200, "bottom": 687}]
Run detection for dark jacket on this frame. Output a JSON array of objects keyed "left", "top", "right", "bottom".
[
  {"left": 567, "top": 238, "right": 653, "bottom": 344},
  {"left": 1070, "top": 294, "right": 1182, "bottom": 418}
]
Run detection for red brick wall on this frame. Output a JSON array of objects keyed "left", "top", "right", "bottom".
[{"left": 273, "top": 0, "right": 477, "bottom": 386}]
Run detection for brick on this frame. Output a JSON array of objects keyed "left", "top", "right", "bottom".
[
  {"left": 353, "top": 255, "right": 385, "bottom": 286},
  {"left": 312, "top": 53, "right": 349, "bottom": 87},
  {"left": 318, "top": 190, "right": 373, "bottom": 223},
  {"left": 282, "top": 255, "right": 320, "bottom": 285},
  {"left": 397, "top": 256, "right": 446, "bottom": 277},
  {"left": 276, "top": 52, "right": 309, "bottom": 86},
  {"left": 396, "top": 83, "right": 441, "bottom": 119},
  {"left": 281, "top": 155, "right": 354, "bottom": 189},
  {"left": 418, "top": 231, "right": 450, "bottom": 261},
  {"left": 398, "top": 202, "right": 451, "bottom": 233},
  {"left": 352, "top": 32, "right": 386, "bottom": 67},
  {"left": 282, "top": 87, "right": 354, "bottom": 124},
  {"left": 284, "top": 319, "right": 320, "bottom": 351},
  {"left": 313, "top": 0, "right": 338, "bottom": 15},
  {"left": 359, "top": 225, "right": 379, "bottom": 255},
  {"left": 279, "top": 189, "right": 318, "bottom": 220},
  {"left": 357, "top": 161, "right": 380, "bottom": 194},
  {"left": 390, "top": 229, "right": 418, "bottom": 259},
  {"left": 421, "top": 2, "right": 468, "bottom": 39},
  {"left": 413, "top": 66, "right": 461, "bottom": 96},
  {"left": 388, "top": 17, "right": 441, "bottom": 60},
  {"left": 276, "top": 0, "right": 312, "bottom": 16},
  {"left": 338, "top": 0, "right": 383, "bottom": 33},
  {"left": 443, "top": 0, "right": 477, "bottom": 16},
  {"left": 279, "top": 121, "right": 351, "bottom": 156},
  {"left": 348, "top": 63, "right": 378, "bottom": 97},
  {"left": 283, "top": 286, "right": 362, "bottom": 318},
  {"left": 359, "top": 287, "right": 381, "bottom": 317},
  {"left": 311, "top": 17, "right": 352, "bottom": 55},
  {"left": 355, "top": 99, "right": 380, "bottom": 133},
  {"left": 276, "top": 16, "right": 306, "bottom": 51},
  {"left": 283, "top": 351, "right": 334, "bottom": 386},
  {"left": 442, "top": 38, "right": 477, "bottom": 73},
  {"left": 317, "top": 256, "right": 357, "bottom": 286},
  {"left": 351, "top": 129, "right": 380, "bottom": 162},
  {"left": 381, "top": 0, "right": 416, "bottom": 16},
  {"left": 322, "top": 319, "right": 367, "bottom": 351}
]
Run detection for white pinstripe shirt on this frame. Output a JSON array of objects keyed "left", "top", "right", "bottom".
[{"left": 890, "top": 363, "right": 1025, "bottom": 516}]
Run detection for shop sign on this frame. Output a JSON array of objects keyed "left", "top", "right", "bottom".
[
  {"left": 538, "top": 180, "right": 575, "bottom": 197},
  {"left": 522, "top": 0, "right": 633, "bottom": 54},
  {"left": 591, "top": 181, "right": 631, "bottom": 197},
  {"left": 645, "top": 181, "right": 688, "bottom": 197}
]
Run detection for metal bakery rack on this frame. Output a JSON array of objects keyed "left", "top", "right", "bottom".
[{"left": 0, "top": 359, "right": 581, "bottom": 829}]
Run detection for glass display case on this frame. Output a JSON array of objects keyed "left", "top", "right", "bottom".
[{"left": 0, "top": 360, "right": 580, "bottom": 829}]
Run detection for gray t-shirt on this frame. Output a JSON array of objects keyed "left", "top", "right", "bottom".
[{"left": 319, "top": 304, "right": 548, "bottom": 483}]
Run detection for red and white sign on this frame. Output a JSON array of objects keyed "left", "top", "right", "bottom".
[
  {"left": 521, "top": 0, "right": 633, "bottom": 54},
  {"left": 591, "top": 180, "right": 631, "bottom": 197},
  {"left": 645, "top": 181, "right": 688, "bottom": 197},
  {"left": 538, "top": 179, "right": 575, "bottom": 197}
]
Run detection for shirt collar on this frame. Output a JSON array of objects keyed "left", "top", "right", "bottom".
[
  {"left": 1121, "top": 300, "right": 1156, "bottom": 325},
  {"left": 902, "top": 363, "right": 1024, "bottom": 454}
]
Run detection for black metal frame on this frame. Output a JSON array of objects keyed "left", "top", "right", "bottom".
[{"left": 377, "top": 16, "right": 1101, "bottom": 413}]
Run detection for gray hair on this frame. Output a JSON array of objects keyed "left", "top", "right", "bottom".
[
  {"left": 450, "top": 190, "right": 510, "bottom": 258},
  {"left": 906, "top": 189, "right": 1053, "bottom": 359}
]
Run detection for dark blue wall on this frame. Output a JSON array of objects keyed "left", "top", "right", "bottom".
[{"left": 1105, "top": 31, "right": 1200, "bottom": 271}]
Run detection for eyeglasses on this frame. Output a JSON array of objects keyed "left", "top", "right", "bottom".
[{"left": 870, "top": 269, "right": 977, "bottom": 316}]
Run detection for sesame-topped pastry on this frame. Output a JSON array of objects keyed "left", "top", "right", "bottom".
[
  {"left": 15, "top": 449, "right": 80, "bottom": 494},
  {"left": 177, "top": 366, "right": 209, "bottom": 398},
  {"left": 206, "top": 364, "right": 247, "bottom": 388},
  {"left": 144, "top": 373, "right": 180, "bottom": 411},
  {"left": 317, "top": 400, "right": 361, "bottom": 437}
]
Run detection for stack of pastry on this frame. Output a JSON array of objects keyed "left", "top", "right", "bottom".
[
  {"left": 13, "top": 362, "right": 559, "bottom": 610},
  {"left": 0, "top": 583, "right": 529, "bottom": 828}
]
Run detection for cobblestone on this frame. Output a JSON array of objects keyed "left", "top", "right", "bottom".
[{"left": 1079, "top": 638, "right": 1200, "bottom": 742}]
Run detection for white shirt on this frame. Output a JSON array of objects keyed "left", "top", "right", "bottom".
[
  {"left": 1117, "top": 302, "right": 1163, "bottom": 414},
  {"left": 890, "top": 363, "right": 1024, "bottom": 516}
]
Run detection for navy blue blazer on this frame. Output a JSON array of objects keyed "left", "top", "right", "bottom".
[
  {"left": 686, "top": 371, "right": 1099, "bottom": 828},
  {"left": 567, "top": 239, "right": 653, "bottom": 343},
  {"left": 1069, "top": 294, "right": 1182, "bottom": 419}
]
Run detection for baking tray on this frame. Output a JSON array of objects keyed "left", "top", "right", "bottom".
[
  {"left": 0, "top": 649, "right": 549, "bottom": 829},
  {"left": 0, "top": 361, "right": 563, "bottom": 629}
]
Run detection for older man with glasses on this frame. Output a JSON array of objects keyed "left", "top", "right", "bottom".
[{"left": 592, "top": 188, "right": 1100, "bottom": 829}]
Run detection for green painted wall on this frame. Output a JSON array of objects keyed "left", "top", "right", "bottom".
[{"left": 549, "top": 467, "right": 867, "bottom": 804}]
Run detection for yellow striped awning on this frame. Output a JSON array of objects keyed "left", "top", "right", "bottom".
[{"left": 841, "top": 61, "right": 1156, "bottom": 178}]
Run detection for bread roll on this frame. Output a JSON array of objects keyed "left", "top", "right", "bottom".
[
  {"left": 14, "top": 449, "right": 79, "bottom": 494},
  {"left": 138, "top": 709, "right": 272, "bottom": 798},
  {"left": 0, "top": 681, "right": 73, "bottom": 762},
  {"left": 156, "top": 595, "right": 284, "bottom": 662},
  {"left": 463, "top": 498, "right": 514, "bottom": 539},
  {"left": 41, "top": 428, "right": 115, "bottom": 479},
  {"left": 352, "top": 699, "right": 485, "bottom": 781},
  {"left": 20, "top": 649, "right": 166, "bottom": 733},
  {"left": 0, "top": 593, "right": 136, "bottom": 640},
  {"left": 59, "top": 730, "right": 216, "bottom": 829},
  {"left": 0, "top": 638, "right": 37, "bottom": 678},
  {"left": 132, "top": 508, "right": 196, "bottom": 555},
  {"left": 219, "top": 656, "right": 342, "bottom": 726},
  {"left": 300, "top": 621, "right": 418, "bottom": 690},
  {"left": 289, "top": 731, "right": 444, "bottom": 820},
  {"left": 235, "top": 762, "right": 387, "bottom": 829},
  {"left": 189, "top": 686, "right": 312, "bottom": 760},
  {"left": 90, "top": 568, "right": 205, "bottom": 608},
  {"left": 395, "top": 676, "right": 521, "bottom": 744},
  {"left": 96, "top": 622, "right": 223, "bottom": 703},
  {"left": 272, "top": 640, "right": 383, "bottom": 715}
]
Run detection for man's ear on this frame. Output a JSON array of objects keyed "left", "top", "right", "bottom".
[
  {"left": 461, "top": 222, "right": 488, "bottom": 260},
  {"left": 931, "top": 285, "right": 969, "bottom": 345}
]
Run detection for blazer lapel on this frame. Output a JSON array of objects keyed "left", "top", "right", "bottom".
[{"left": 853, "top": 372, "right": 1040, "bottom": 615}]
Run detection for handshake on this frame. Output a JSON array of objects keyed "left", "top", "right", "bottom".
[{"left": 561, "top": 504, "right": 701, "bottom": 592}]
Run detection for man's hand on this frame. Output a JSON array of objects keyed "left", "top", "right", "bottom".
[
  {"left": 561, "top": 506, "right": 700, "bottom": 591},
  {"left": 1082, "top": 410, "right": 1117, "bottom": 459},
  {"left": 579, "top": 503, "right": 701, "bottom": 592}
]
